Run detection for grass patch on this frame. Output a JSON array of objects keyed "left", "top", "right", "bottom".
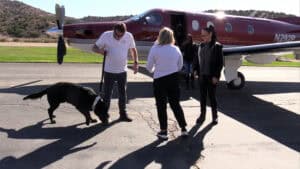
[
  {"left": 0, "top": 46, "right": 299, "bottom": 66},
  {"left": 0, "top": 46, "right": 103, "bottom": 63},
  {"left": 242, "top": 60, "right": 300, "bottom": 67},
  {"left": 281, "top": 53, "right": 295, "bottom": 59}
]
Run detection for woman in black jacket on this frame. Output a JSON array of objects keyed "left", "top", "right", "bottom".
[{"left": 193, "top": 25, "right": 224, "bottom": 125}]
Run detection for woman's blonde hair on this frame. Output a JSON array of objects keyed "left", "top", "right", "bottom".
[{"left": 156, "top": 27, "right": 175, "bottom": 45}]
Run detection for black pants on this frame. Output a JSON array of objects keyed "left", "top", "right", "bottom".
[
  {"left": 199, "top": 75, "right": 218, "bottom": 120},
  {"left": 153, "top": 72, "right": 187, "bottom": 130},
  {"left": 103, "top": 71, "right": 127, "bottom": 116}
]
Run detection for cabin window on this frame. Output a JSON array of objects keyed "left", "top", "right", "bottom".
[
  {"left": 192, "top": 20, "right": 200, "bottom": 31},
  {"left": 247, "top": 25, "right": 254, "bottom": 35},
  {"left": 206, "top": 21, "right": 214, "bottom": 28},
  {"left": 225, "top": 23, "right": 232, "bottom": 32},
  {"left": 144, "top": 13, "right": 162, "bottom": 26}
]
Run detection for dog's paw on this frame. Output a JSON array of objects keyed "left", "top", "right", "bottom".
[
  {"left": 51, "top": 120, "right": 56, "bottom": 124},
  {"left": 86, "top": 121, "right": 90, "bottom": 126}
]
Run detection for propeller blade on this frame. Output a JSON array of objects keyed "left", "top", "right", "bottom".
[
  {"left": 57, "top": 36, "right": 66, "bottom": 64},
  {"left": 55, "top": 4, "right": 66, "bottom": 64},
  {"left": 55, "top": 4, "right": 65, "bottom": 29}
]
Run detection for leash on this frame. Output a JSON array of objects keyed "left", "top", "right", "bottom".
[{"left": 99, "top": 51, "right": 106, "bottom": 94}]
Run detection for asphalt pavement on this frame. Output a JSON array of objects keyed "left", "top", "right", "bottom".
[{"left": 0, "top": 63, "right": 299, "bottom": 169}]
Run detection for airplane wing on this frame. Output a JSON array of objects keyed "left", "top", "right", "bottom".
[
  {"left": 223, "top": 41, "right": 300, "bottom": 64},
  {"left": 223, "top": 41, "right": 300, "bottom": 56},
  {"left": 221, "top": 41, "right": 300, "bottom": 89}
]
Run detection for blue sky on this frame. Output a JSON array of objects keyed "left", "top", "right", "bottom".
[{"left": 18, "top": 0, "right": 300, "bottom": 18}]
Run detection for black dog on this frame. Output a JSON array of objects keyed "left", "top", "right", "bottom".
[{"left": 23, "top": 82, "right": 108, "bottom": 126}]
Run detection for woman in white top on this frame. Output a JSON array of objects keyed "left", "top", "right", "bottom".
[{"left": 146, "top": 27, "right": 188, "bottom": 140}]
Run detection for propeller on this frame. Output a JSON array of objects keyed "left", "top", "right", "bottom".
[{"left": 55, "top": 4, "right": 66, "bottom": 64}]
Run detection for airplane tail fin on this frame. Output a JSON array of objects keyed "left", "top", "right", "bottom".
[{"left": 23, "top": 89, "right": 47, "bottom": 100}]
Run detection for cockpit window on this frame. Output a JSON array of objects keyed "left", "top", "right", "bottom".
[
  {"left": 129, "top": 12, "right": 146, "bottom": 21},
  {"left": 129, "top": 11, "right": 162, "bottom": 26},
  {"left": 143, "top": 13, "right": 162, "bottom": 25}
]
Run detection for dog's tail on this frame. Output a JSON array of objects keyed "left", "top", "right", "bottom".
[{"left": 23, "top": 89, "right": 47, "bottom": 100}]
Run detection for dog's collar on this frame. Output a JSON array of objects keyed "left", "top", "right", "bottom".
[{"left": 92, "top": 96, "right": 101, "bottom": 111}]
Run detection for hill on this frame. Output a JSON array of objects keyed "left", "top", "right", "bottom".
[
  {"left": 0, "top": 0, "right": 79, "bottom": 39},
  {"left": 0, "top": 0, "right": 297, "bottom": 40}
]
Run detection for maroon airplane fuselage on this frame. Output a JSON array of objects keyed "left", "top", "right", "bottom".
[{"left": 63, "top": 8, "right": 300, "bottom": 47}]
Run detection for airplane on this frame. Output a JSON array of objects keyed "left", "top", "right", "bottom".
[{"left": 47, "top": 4, "right": 300, "bottom": 90}]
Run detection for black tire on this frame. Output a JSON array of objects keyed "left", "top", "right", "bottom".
[{"left": 227, "top": 72, "right": 245, "bottom": 90}]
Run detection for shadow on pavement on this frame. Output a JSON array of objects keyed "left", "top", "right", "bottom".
[
  {"left": 0, "top": 119, "right": 120, "bottom": 169},
  {"left": 96, "top": 123, "right": 215, "bottom": 169}
]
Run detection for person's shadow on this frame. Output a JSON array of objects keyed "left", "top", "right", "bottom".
[
  {"left": 0, "top": 119, "right": 119, "bottom": 169},
  {"left": 96, "top": 122, "right": 215, "bottom": 169}
]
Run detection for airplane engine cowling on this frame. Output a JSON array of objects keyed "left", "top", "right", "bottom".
[{"left": 245, "top": 54, "right": 277, "bottom": 64}]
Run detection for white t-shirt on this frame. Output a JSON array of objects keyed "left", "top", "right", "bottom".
[
  {"left": 95, "top": 31, "right": 136, "bottom": 73},
  {"left": 146, "top": 44, "right": 183, "bottom": 79}
]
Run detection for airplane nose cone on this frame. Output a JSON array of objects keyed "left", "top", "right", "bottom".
[{"left": 46, "top": 27, "right": 63, "bottom": 38}]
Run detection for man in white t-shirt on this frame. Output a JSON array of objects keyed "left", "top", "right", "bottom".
[{"left": 92, "top": 22, "right": 138, "bottom": 123}]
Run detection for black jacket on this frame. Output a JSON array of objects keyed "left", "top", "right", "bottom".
[
  {"left": 193, "top": 42, "right": 224, "bottom": 79},
  {"left": 182, "top": 43, "right": 198, "bottom": 62}
]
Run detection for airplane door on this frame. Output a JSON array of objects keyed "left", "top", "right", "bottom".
[{"left": 170, "top": 14, "right": 187, "bottom": 47}]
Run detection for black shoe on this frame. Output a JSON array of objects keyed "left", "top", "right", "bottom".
[
  {"left": 181, "top": 128, "right": 189, "bottom": 137},
  {"left": 118, "top": 115, "right": 133, "bottom": 122},
  {"left": 101, "top": 118, "right": 109, "bottom": 126},
  {"left": 157, "top": 131, "right": 168, "bottom": 140},
  {"left": 212, "top": 118, "right": 218, "bottom": 125}
]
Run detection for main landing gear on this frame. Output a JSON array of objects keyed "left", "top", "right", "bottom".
[{"left": 226, "top": 71, "right": 245, "bottom": 90}]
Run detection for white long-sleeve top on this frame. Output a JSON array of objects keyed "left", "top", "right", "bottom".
[{"left": 146, "top": 44, "right": 183, "bottom": 79}]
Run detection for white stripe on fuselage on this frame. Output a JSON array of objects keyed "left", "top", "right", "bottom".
[{"left": 67, "top": 38, "right": 154, "bottom": 57}]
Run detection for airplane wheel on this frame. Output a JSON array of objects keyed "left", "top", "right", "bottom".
[{"left": 227, "top": 72, "right": 245, "bottom": 90}]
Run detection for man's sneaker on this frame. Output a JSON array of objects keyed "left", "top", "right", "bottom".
[
  {"left": 118, "top": 115, "right": 133, "bottom": 122},
  {"left": 181, "top": 128, "right": 189, "bottom": 137},
  {"left": 156, "top": 131, "right": 168, "bottom": 140}
]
